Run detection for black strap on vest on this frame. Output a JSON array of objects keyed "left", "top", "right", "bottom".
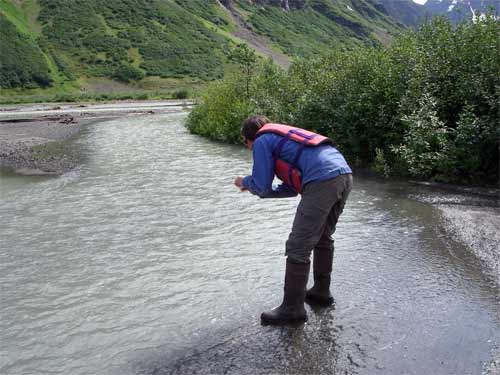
[
  {"left": 273, "top": 130, "right": 312, "bottom": 166},
  {"left": 273, "top": 134, "right": 289, "bottom": 160}
]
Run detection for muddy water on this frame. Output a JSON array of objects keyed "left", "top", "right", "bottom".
[{"left": 0, "top": 112, "right": 498, "bottom": 375}]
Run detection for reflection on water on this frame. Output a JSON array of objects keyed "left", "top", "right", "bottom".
[{"left": 0, "top": 112, "right": 498, "bottom": 375}]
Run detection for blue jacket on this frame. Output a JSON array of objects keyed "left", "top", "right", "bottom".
[{"left": 242, "top": 132, "right": 352, "bottom": 198}]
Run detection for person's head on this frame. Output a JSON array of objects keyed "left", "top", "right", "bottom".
[{"left": 241, "top": 115, "right": 270, "bottom": 148}]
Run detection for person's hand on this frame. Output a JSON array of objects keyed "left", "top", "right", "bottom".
[{"left": 234, "top": 176, "right": 247, "bottom": 191}]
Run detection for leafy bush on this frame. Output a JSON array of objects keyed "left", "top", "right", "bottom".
[
  {"left": 187, "top": 16, "right": 500, "bottom": 185},
  {"left": 391, "top": 94, "right": 453, "bottom": 179},
  {"left": 172, "top": 89, "right": 189, "bottom": 99},
  {"left": 187, "top": 78, "right": 255, "bottom": 143},
  {"left": 113, "top": 64, "right": 145, "bottom": 82},
  {"left": 186, "top": 55, "right": 303, "bottom": 144}
]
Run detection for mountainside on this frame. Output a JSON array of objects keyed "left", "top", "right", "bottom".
[
  {"left": 424, "top": 0, "right": 499, "bottom": 23},
  {"left": 379, "top": 0, "right": 427, "bottom": 26},
  {"left": 0, "top": 0, "right": 409, "bottom": 91},
  {"left": 0, "top": 9, "right": 52, "bottom": 88}
]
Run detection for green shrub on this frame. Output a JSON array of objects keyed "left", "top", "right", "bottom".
[
  {"left": 391, "top": 94, "right": 453, "bottom": 179},
  {"left": 374, "top": 148, "right": 391, "bottom": 177},
  {"left": 187, "top": 15, "right": 500, "bottom": 185},
  {"left": 172, "top": 89, "right": 189, "bottom": 99},
  {"left": 113, "top": 64, "right": 145, "bottom": 82},
  {"left": 186, "top": 77, "right": 255, "bottom": 143}
]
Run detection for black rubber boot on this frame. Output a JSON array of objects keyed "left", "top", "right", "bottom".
[
  {"left": 305, "top": 248, "right": 334, "bottom": 306},
  {"left": 261, "top": 259, "right": 310, "bottom": 326}
]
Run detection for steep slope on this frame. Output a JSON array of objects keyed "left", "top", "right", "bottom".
[
  {"left": 1, "top": 0, "right": 407, "bottom": 91},
  {"left": 35, "top": 0, "right": 229, "bottom": 81},
  {"left": 232, "top": 0, "right": 404, "bottom": 55},
  {"left": 0, "top": 0, "right": 53, "bottom": 88},
  {"left": 1, "top": 0, "right": 231, "bottom": 91},
  {"left": 217, "top": 2, "right": 292, "bottom": 68},
  {"left": 378, "top": 0, "right": 428, "bottom": 27}
]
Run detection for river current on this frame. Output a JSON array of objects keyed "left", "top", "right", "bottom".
[{"left": 1, "top": 110, "right": 498, "bottom": 375}]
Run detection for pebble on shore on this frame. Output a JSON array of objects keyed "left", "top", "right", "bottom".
[{"left": 0, "top": 115, "right": 87, "bottom": 175}]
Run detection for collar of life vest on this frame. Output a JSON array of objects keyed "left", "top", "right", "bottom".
[{"left": 256, "top": 123, "right": 332, "bottom": 146}]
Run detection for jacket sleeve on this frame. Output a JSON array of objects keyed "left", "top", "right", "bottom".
[{"left": 242, "top": 137, "right": 297, "bottom": 198}]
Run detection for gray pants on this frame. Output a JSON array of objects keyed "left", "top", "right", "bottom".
[{"left": 285, "top": 174, "right": 353, "bottom": 264}]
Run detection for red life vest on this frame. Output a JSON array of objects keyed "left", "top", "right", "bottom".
[{"left": 255, "top": 123, "right": 334, "bottom": 193}]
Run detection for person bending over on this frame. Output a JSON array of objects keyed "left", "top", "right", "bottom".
[{"left": 234, "top": 115, "right": 353, "bottom": 326}]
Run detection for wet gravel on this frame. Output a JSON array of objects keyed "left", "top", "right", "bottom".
[
  {"left": 0, "top": 101, "right": 191, "bottom": 175},
  {"left": 130, "top": 313, "right": 354, "bottom": 375},
  {"left": 408, "top": 182, "right": 500, "bottom": 288},
  {"left": 407, "top": 181, "right": 500, "bottom": 375},
  {"left": 0, "top": 115, "right": 94, "bottom": 175}
]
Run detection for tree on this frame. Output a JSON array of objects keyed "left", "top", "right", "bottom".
[{"left": 228, "top": 43, "right": 257, "bottom": 98}]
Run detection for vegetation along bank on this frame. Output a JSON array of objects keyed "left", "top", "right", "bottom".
[{"left": 186, "top": 16, "right": 500, "bottom": 186}]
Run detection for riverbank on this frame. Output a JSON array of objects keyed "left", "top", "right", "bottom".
[
  {"left": 412, "top": 184, "right": 500, "bottom": 375},
  {"left": 0, "top": 115, "right": 101, "bottom": 175},
  {"left": 440, "top": 200, "right": 500, "bottom": 375},
  {"left": 408, "top": 181, "right": 500, "bottom": 288},
  {"left": 0, "top": 101, "right": 193, "bottom": 175}
]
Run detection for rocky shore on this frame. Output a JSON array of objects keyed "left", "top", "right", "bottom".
[
  {"left": 407, "top": 181, "right": 500, "bottom": 375},
  {"left": 484, "top": 354, "right": 500, "bottom": 375},
  {"left": 442, "top": 202, "right": 500, "bottom": 375},
  {"left": 0, "top": 101, "right": 192, "bottom": 175},
  {"left": 0, "top": 115, "right": 96, "bottom": 175},
  {"left": 410, "top": 181, "right": 500, "bottom": 288}
]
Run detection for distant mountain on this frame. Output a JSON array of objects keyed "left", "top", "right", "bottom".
[
  {"left": 1, "top": 0, "right": 409, "bottom": 90},
  {"left": 424, "top": 0, "right": 499, "bottom": 23},
  {"left": 378, "top": 0, "right": 428, "bottom": 27}
]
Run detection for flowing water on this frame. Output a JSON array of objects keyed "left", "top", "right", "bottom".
[{"left": 1, "top": 110, "right": 498, "bottom": 375}]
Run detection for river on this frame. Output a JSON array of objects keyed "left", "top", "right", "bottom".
[{"left": 0, "top": 110, "right": 498, "bottom": 375}]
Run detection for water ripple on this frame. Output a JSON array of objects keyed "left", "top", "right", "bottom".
[{"left": 1, "top": 113, "right": 498, "bottom": 375}]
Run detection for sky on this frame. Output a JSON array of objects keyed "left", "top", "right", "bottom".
[{"left": 413, "top": 0, "right": 428, "bottom": 4}]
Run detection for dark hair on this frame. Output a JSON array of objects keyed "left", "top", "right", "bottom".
[{"left": 241, "top": 115, "right": 270, "bottom": 141}]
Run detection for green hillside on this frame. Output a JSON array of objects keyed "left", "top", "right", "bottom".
[
  {"left": 0, "top": 0, "right": 407, "bottom": 102},
  {"left": 238, "top": 1, "right": 377, "bottom": 55},
  {"left": 0, "top": 12, "right": 50, "bottom": 88},
  {"left": 0, "top": 0, "right": 55, "bottom": 88},
  {"left": 40, "top": 0, "right": 230, "bottom": 79}
]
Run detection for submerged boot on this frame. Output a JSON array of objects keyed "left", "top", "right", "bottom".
[
  {"left": 305, "top": 248, "right": 334, "bottom": 306},
  {"left": 261, "top": 260, "right": 310, "bottom": 326}
]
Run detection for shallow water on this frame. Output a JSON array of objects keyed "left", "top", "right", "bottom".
[{"left": 1, "top": 111, "right": 498, "bottom": 375}]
